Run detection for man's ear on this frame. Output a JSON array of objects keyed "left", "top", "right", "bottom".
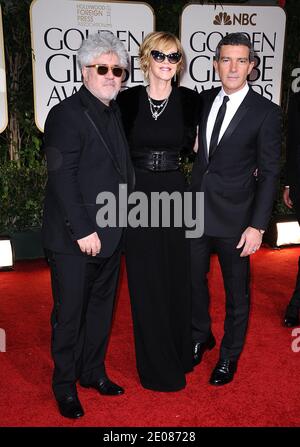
[
  {"left": 81, "top": 67, "right": 87, "bottom": 82},
  {"left": 248, "top": 60, "right": 255, "bottom": 75},
  {"left": 213, "top": 59, "right": 219, "bottom": 75}
]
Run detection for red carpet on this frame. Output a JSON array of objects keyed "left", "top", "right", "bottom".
[{"left": 0, "top": 247, "right": 300, "bottom": 427}]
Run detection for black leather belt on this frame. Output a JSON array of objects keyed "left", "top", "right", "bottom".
[{"left": 131, "top": 151, "right": 180, "bottom": 172}]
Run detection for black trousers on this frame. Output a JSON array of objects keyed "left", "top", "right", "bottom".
[
  {"left": 288, "top": 194, "right": 300, "bottom": 307},
  {"left": 46, "top": 246, "right": 122, "bottom": 400},
  {"left": 190, "top": 234, "right": 250, "bottom": 360},
  {"left": 288, "top": 256, "right": 300, "bottom": 307}
]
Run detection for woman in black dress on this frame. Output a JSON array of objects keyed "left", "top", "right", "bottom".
[{"left": 117, "top": 32, "right": 199, "bottom": 391}]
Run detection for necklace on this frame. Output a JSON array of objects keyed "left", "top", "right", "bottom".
[{"left": 147, "top": 88, "right": 171, "bottom": 120}]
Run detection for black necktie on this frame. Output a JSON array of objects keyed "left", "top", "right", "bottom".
[{"left": 209, "top": 95, "right": 229, "bottom": 156}]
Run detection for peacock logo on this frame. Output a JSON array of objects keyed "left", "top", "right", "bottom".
[{"left": 213, "top": 12, "right": 232, "bottom": 25}]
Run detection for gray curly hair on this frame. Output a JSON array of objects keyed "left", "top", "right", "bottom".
[{"left": 77, "top": 32, "right": 129, "bottom": 69}]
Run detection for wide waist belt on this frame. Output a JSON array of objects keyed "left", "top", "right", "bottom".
[{"left": 131, "top": 151, "right": 180, "bottom": 172}]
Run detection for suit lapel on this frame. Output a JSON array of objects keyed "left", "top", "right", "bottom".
[
  {"left": 201, "top": 102, "right": 210, "bottom": 163},
  {"left": 209, "top": 88, "right": 252, "bottom": 160},
  {"left": 201, "top": 88, "right": 220, "bottom": 163},
  {"left": 79, "top": 87, "right": 124, "bottom": 178},
  {"left": 114, "top": 108, "right": 128, "bottom": 172},
  {"left": 84, "top": 110, "right": 123, "bottom": 177},
  {"left": 113, "top": 107, "right": 135, "bottom": 187},
  {"left": 215, "top": 104, "right": 248, "bottom": 149}
]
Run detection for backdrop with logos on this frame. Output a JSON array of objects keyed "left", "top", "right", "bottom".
[
  {"left": 0, "top": 5, "right": 8, "bottom": 133},
  {"left": 180, "top": 3, "right": 286, "bottom": 105},
  {"left": 30, "top": 0, "right": 154, "bottom": 131},
  {"left": 28, "top": 1, "right": 287, "bottom": 132}
]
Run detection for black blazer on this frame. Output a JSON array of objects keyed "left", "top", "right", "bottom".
[
  {"left": 42, "top": 85, "right": 135, "bottom": 258},
  {"left": 190, "top": 86, "right": 282, "bottom": 237},
  {"left": 285, "top": 91, "right": 300, "bottom": 221}
]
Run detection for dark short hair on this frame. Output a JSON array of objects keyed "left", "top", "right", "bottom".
[{"left": 215, "top": 33, "right": 255, "bottom": 62}]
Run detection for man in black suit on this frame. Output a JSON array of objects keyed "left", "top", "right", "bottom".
[
  {"left": 190, "top": 33, "right": 281, "bottom": 385},
  {"left": 283, "top": 91, "right": 300, "bottom": 327},
  {"left": 42, "top": 32, "right": 134, "bottom": 418}
]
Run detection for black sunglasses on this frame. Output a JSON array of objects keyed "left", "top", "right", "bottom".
[
  {"left": 85, "top": 64, "right": 124, "bottom": 77},
  {"left": 150, "top": 50, "right": 182, "bottom": 64}
]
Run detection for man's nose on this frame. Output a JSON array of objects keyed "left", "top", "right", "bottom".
[
  {"left": 230, "top": 61, "right": 238, "bottom": 72},
  {"left": 105, "top": 68, "right": 115, "bottom": 78}
]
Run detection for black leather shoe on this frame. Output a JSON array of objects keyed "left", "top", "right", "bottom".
[
  {"left": 209, "top": 359, "right": 237, "bottom": 386},
  {"left": 284, "top": 304, "right": 300, "bottom": 327},
  {"left": 81, "top": 378, "right": 124, "bottom": 396},
  {"left": 57, "top": 395, "right": 84, "bottom": 419},
  {"left": 192, "top": 333, "right": 216, "bottom": 366}
]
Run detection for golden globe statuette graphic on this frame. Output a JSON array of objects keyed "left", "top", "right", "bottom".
[{"left": 0, "top": 5, "right": 8, "bottom": 133}]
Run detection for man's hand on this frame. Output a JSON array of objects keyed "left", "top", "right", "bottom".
[
  {"left": 236, "top": 226, "right": 263, "bottom": 257},
  {"left": 77, "top": 232, "right": 101, "bottom": 256},
  {"left": 283, "top": 187, "right": 293, "bottom": 209}
]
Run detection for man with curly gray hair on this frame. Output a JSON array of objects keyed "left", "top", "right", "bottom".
[
  {"left": 77, "top": 32, "right": 129, "bottom": 103},
  {"left": 42, "top": 32, "right": 134, "bottom": 419}
]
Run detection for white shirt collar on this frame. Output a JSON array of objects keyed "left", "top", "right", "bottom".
[{"left": 218, "top": 83, "right": 249, "bottom": 104}]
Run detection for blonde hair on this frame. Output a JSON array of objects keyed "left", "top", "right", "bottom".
[{"left": 139, "top": 31, "right": 184, "bottom": 81}]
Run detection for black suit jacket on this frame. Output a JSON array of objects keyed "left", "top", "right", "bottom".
[
  {"left": 285, "top": 91, "right": 300, "bottom": 221},
  {"left": 42, "top": 85, "right": 135, "bottom": 258},
  {"left": 190, "top": 86, "right": 282, "bottom": 237}
]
